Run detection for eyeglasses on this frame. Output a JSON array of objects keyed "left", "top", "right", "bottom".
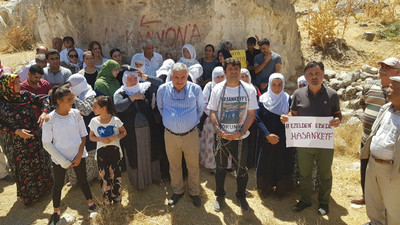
[{"left": 68, "top": 54, "right": 78, "bottom": 58}]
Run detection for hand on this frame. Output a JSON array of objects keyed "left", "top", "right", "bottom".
[
  {"left": 107, "top": 135, "right": 118, "bottom": 142},
  {"left": 37, "top": 112, "right": 48, "bottom": 128},
  {"left": 71, "top": 154, "right": 82, "bottom": 167},
  {"left": 100, "top": 137, "right": 112, "bottom": 144},
  {"left": 220, "top": 131, "right": 241, "bottom": 140},
  {"left": 260, "top": 82, "right": 268, "bottom": 91},
  {"left": 137, "top": 69, "right": 148, "bottom": 80},
  {"left": 15, "top": 129, "right": 34, "bottom": 139},
  {"left": 264, "top": 52, "right": 272, "bottom": 63},
  {"left": 129, "top": 93, "right": 146, "bottom": 101},
  {"left": 266, "top": 134, "right": 280, "bottom": 145},
  {"left": 329, "top": 117, "right": 341, "bottom": 128},
  {"left": 66, "top": 162, "right": 74, "bottom": 169},
  {"left": 280, "top": 114, "right": 289, "bottom": 124}
]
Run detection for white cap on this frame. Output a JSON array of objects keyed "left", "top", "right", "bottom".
[
  {"left": 378, "top": 57, "right": 400, "bottom": 69},
  {"left": 390, "top": 76, "right": 400, "bottom": 82}
]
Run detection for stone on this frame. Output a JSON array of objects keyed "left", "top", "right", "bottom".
[
  {"left": 349, "top": 99, "right": 361, "bottom": 110},
  {"left": 360, "top": 72, "right": 378, "bottom": 80},
  {"left": 356, "top": 90, "right": 363, "bottom": 97},
  {"left": 356, "top": 86, "right": 363, "bottom": 91},
  {"left": 329, "top": 78, "right": 344, "bottom": 90},
  {"left": 58, "top": 214, "right": 75, "bottom": 225},
  {"left": 362, "top": 64, "right": 378, "bottom": 74},
  {"left": 363, "top": 32, "right": 375, "bottom": 41},
  {"left": 345, "top": 86, "right": 357, "bottom": 98},
  {"left": 0, "top": 0, "right": 303, "bottom": 80},
  {"left": 376, "top": 29, "right": 387, "bottom": 39},
  {"left": 337, "top": 88, "right": 346, "bottom": 98},
  {"left": 336, "top": 71, "right": 357, "bottom": 86},
  {"left": 359, "top": 22, "right": 368, "bottom": 27},
  {"left": 325, "top": 69, "right": 337, "bottom": 79},
  {"left": 347, "top": 116, "right": 361, "bottom": 125},
  {"left": 365, "top": 77, "right": 374, "bottom": 82}
]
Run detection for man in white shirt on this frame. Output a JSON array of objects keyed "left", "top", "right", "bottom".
[
  {"left": 18, "top": 46, "right": 48, "bottom": 81},
  {"left": 361, "top": 76, "right": 400, "bottom": 225},
  {"left": 208, "top": 58, "right": 258, "bottom": 212},
  {"left": 130, "top": 39, "right": 163, "bottom": 76}
]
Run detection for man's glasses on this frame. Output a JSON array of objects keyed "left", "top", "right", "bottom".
[{"left": 68, "top": 54, "right": 78, "bottom": 58}]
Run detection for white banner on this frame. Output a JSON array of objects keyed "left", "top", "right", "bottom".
[{"left": 285, "top": 116, "right": 334, "bottom": 149}]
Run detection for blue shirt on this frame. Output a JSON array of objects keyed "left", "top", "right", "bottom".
[{"left": 157, "top": 81, "right": 204, "bottom": 133}]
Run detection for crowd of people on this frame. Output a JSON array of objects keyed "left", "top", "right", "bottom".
[{"left": 0, "top": 35, "right": 399, "bottom": 225}]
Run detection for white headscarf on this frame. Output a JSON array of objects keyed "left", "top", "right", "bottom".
[
  {"left": 156, "top": 59, "right": 174, "bottom": 78},
  {"left": 297, "top": 75, "right": 308, "bottom": 88},
  {"left": 122, "top": 71, "right": 151, "bottom": 96},
  {"left": 68, "top": 74, "right": 96, "bottom": 100},
  {"left": 188, "top": 64, "right": 203, "bottom": 81},
  {"left": 240, "top": 68, "right": 251, "bottom": 84},
  {"left": 259, "top": 73, "right": 289, "bottom": 115},
  {"left": 131, "top": 53, "right": 146, "bottom": 71},
  {"left": 178, "top": 44, "right": 199, "bottom": 66},
  {"left": 212, "top": 66, "right": 224, "bottom": 87}
]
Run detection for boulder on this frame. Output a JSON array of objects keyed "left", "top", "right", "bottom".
[
  {"left": 363, "top": 32, "right": 375, "bottom": 41},
  {"left": 345, "top": 86, "right": 357, "bottom": 97},
  {"left": 347, "top": 116, "right": 361, "bottom": 125},
  {"left": 362, "top": 64, "right": 378, "bottom": 74},
  {"left": 359, "top": 22, "right": 368, "bottom": 27},
  {"left": 349, "top": 98, "right": 361, "bottom": 110},
  {"left": 325, "top": 69, "right": 337, "bottom": 79},
  {"left": 360, "top": 72, "right": 379, "bottom": 80},
  {"left": 329, "top": 78, "right": 344, "bottom": 90},
  {"left": 336, "top": 71, "right": 357, "bottom": 86},
  {"left": 337, "top": 88, "right": 346, "bottom": 98}
]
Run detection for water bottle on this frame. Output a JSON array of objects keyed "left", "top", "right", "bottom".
[{"left": 113, "top": 125, "right": 120, "bottom": 135}]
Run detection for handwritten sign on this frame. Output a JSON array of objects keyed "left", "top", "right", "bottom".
[
  {"left": 285, "top": 116, "right": 334, "bottom": 149},
  {"left": 230, "top": 50, "right": 247, "bottom": 68}
]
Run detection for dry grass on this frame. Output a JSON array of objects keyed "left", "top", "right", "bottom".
[
  {"left": 334, "top": 120, "right": 363, "bottom": 158},
  {"left": 2, "top": 4, "right": 38, "bottom": 52}
]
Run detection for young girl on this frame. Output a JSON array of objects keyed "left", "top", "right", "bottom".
[
  {"left": 42, "top": 87, "right": 95, "bottom": 225},
  {"left": 89, "top": 96, "right": 126, "bottom": 203}
]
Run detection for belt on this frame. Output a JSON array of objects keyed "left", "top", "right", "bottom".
[
  {"left": 165, "top": 127, "right": 196, "bottom": 136},
  {"left": 371, "top": 154, "right": 394, "bottom": 165}
]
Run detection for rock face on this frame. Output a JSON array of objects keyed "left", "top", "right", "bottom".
[{"left": 0, "top": 0, "right": 303, "bottom": 78}]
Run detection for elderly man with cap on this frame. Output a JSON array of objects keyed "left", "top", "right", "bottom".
[
  {"left": 360, "top": 75, "right": 400, "bottom": 225},
  {"left": 351, "top": 57, "right": 400, "bottom": 205}
]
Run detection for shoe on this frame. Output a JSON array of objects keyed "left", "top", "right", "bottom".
[
  {"left": 351, "top": 196, "right": 365, "bottom": 205},
  {"left": 48, "top": 212, "right": 60, "bottom": 225},
  {"left": 318, "top": 204, "right": 329, "bottom": 215},
  {"left": 190, "top": 195, "right": 201, "bottom": 207},
  {"left": 168, "top": 193, "right": 184, "bottom": 205},
  {"left": 214, "top": 196, "right": 225, "bottom": 212},
  {"left": 237, "top": 197, "right": 250, "bottom": 211},
  {"left": 292, "top": 201, "right": 311, "bottom": 212},
  {"left": 88, "top": 203, "right": 97, "bottom": 212}
]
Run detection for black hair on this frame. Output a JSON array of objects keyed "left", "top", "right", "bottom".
[
  {"left": 204, "top": 44, "right": 215, "bottom": 52},
  {"left": 63, "top": 36, "right": 74, "bottom": 45},
  {"left": 258, "top": 38, "right": 270, "bottom": 46},
  {"left": 217, "top": 49, "right": 232, "bottom": 60},
  {"left": 247, "top": 37, "right": 257, "bottom": 44},
  {"left": 67, "top": 49, "right": 78, "bottom": 56},
  {"left": 50, "top": 86, "right": 72, "bottom": 107},
  {"left": 110, "top": 48, "right": 121, "bottom": 58},
  {"left": 46, "top": 49, "right": 60, "bottom": 60},
  {"left": 223, "top": 57, "right": 241, "bottom": 71},
  {"left": 29, "top": 64, "right": 44, "bottom": 75},
  {"left": 304, "top": 61, "right": 325, "bottom": 73},
  {"left": 95, "top": 96, "right": 116, "bottom": 116}
]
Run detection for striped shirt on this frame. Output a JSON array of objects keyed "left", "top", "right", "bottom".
[
  {"left": 360, "top": 80, "right": 388, "bottom": 145},
  {"left": 157, "top": 81, "right": 204, "bottom": 133}
]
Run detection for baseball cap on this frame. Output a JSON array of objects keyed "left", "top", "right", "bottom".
[{"left": 378, "top": 57, "right": 400, "bottom": 69}]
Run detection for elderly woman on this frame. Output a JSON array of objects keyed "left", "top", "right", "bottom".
[
  {"left": 87, "top": 41, "right": 108, "bottom": 70},
  {"left": 0, "top": 74, "right": 53, "bottom": 205},
  {"left": 65, "top": 74, "right": 99, "bottom": 185},
  {"left": 240, "top": 68, "right": 261, "bottom": 168},
  {"left": 113, "top": 69, "right": 163, "bottom": 190},
  {"left": 94, "top": 59, "right": 121, "bottom": 96},
  {"left": 178, "top": 44, "right": 200, "bottom": 67},
  {"left": 156, "top": 59, "right": 175, "bottom": 83},
  {"left": 256, "top": 73, "right": 293, "bottom": 198},
  {"left": 198, "top": 44, "right": 218, "bottom": 88},
  {"left": 200, "top": 66, "right": 225, "bottom": 171}
]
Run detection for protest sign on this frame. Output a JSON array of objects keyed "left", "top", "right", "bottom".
[
  {"left": 285, "top": 116, "right": 334, "bottom": 149},
  {"left": 230, "top": 50, "right": 247, "bottom": 68}
]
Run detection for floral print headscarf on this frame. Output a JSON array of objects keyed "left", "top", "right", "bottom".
[{"left": 0, "top": 74, "right": 20, "bottom": 101}]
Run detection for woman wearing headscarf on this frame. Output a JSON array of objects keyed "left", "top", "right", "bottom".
[
  {"left": 65, "top": 74, "right": 99, "bottom": 185},
  {"left": 216, "top": 49, "right": 232, "bottom": 67},
  {"left": 178, "top": 44, "right": 200, "bottom": 67},
  {"left": 156, "top": 59, "right": 175, "bottom": 83},
  {"left": 0, "top": 74, "right": 53, "bottom": 205},
  {"left": 297, "top": 75, "right": 308, "bottom": 89},
  {"left": 199, "top": 67, "right": 225, "bottom": 171},
  {"left": 94, "top": 59, "right": 121, "bottom": 96},
  {"left": 113, "top": 69, "right": 163, "bottom": 190},
  {"left": 240, "top": 68, "right": 261, "bottom": 168},
  {"left": 256, "top": 73, "right": 294, "bottom": 198}
]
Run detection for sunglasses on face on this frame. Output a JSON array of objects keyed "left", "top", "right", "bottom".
[{"left": 68, "top": 54, "right": 78, "bottom": 58}]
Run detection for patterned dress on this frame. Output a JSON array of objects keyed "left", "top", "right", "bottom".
[{"left": 0, "top": 90, "right": 53, "bottom": 203}]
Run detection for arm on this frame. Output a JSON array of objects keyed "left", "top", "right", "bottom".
[
  {"left": 255, "top": 107, "right": 271, "bottom": 137},
  {"left": 275, "top": 63, "right": 282, "bottom": 73},
  {"left": 113, "top": 90, "right": 133, "bottom": 113},
  {"left": 71, "top": 136, "right": 86, "bottom": 167},
  {"left": 141, "top": 74, "right": 163, "bottom": 93},
  {"left": 254, "top": 53, "right": 272, "bottom": 74},
  {"left": 203, "top": 85, "right": 211, "bottom": 116},
  {"left": 329, "top": 111, "right": 342, "bottom": 127},
  {"left": 74, "top": 95, "right": 95, "bottom": 116},
  {"left": 280, "top": 110, "right": 297, "bottom": 124},
  {"left": 42, "top": 142, "right": 72, "bottom": 168},
  {"left": 107, "top": 125, "right": 127, "bottom": 142},
  {"left": 196, "top": 88, "right": 205, "bottom": 119},
  {"left": 156, "top": 87, "right": 164, "bottom": 115}
]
